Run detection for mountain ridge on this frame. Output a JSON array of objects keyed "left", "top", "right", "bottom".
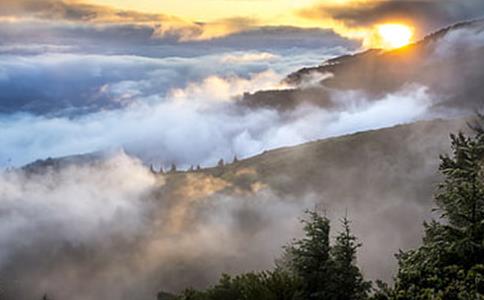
[{"left": 241, "top": 19, "right": 484, "bottom": 112}]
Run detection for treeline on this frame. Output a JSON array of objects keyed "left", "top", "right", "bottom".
[
  {"left": 159, "top": 116, "right": 484, "bottom": 300},
  {"left": 150, "top": 156, "right": 239, "bottom": 175}
]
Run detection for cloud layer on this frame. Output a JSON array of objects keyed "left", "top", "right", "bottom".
[{"left": 0, "top": 71, "right": 434, "bottom": 168}]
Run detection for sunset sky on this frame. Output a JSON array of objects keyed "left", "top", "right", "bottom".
[
  {"left": 82, "top": 0, "right": 316, "bottom": 21},
  {"left": 2, "top": 0, "right": 484, "bottom": 47}
]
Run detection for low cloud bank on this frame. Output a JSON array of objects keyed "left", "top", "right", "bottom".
[
  {"left": 0, "top": 80, "right": 434, "bottom": 169},
  {"left": 0, "top": 154, "right": 320, "bottom": 299}
]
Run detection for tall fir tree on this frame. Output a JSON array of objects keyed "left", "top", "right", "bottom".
[
  {"left": 286, "top": 210, "right": 333, "bottom": 299},
  {"left": 393, "top": 116, "right": 484, "bottom": 299},
  {"left": 332, "top": 217, "right": 371, "bottom": 300}
]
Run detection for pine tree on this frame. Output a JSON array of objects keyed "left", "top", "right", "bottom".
[
  {"left": 436, "top": 131, "right": 484, "bottom": 267},
  {"left": 170, "top": 163, "right": 177, "bottom": 173},
  {"left": 286, "top": 210, "right": 333, "bottom": 299},
  {"left": 393, "top": 116, "right": 484, "bottom": 299},
  {"left": 217, "top": 159, "right": 224, "bottom": 168},
  {"left": 331, "top": 217, "right": 371, "bottom": 300}
]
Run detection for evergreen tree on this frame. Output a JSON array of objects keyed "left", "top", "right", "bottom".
[
  {"left": 170, "top": 163, "right": 177, "bottom": 173},
  {"left": 177, "top": 271, "right": 302, "bottom": 300},
  {"left": 217, "top": 159, "right": 225, "bottom": 168},
  {"left": 285, "top": 210, "right": 333, "bottom": 299},
  {"left": 332, "top": 217, "right": 371, "bottom": 300},
  {"left": 436, "top": 131, "right": 484, "bottom": 267},
  {"left": 170, "top": 210, "right": 371, "bottom": 300},
  {"left": 392, "top": 116, "right": 484, "bottom": 299}
]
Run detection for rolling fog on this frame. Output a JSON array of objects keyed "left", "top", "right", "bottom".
[{"left": 0, "top": 154, "right": 315, "bottom": 299}]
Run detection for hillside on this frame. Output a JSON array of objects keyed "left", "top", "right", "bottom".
[
  {"left": 158, "top": 118, "right": 467, "bottom": 281},
  {"left": 13, "top": 117, "right": 470, "bottom": 297},
  {"left": 242, "top": 19, "right": 484, "bottom": 112}
]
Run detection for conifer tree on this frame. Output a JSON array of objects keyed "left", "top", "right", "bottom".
[
  {"left": 332, "top": 217, "right": 371, "bottom": 300},
  {"left": 393, "top": 116, "right": 484, "bottom": 299},
  {"left": 286, "top": 210, "right": 333, "bottom": 299},
  {"left": 217, "top": 159, "right": 224, "bottom": 168}
]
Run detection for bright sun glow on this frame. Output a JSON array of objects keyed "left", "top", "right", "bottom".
[{"left": 376, "top": 24, "right": 414, "bottom": 49}]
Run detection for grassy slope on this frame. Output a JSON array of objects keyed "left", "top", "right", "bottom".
[
  {"left": 21, "top": 118, "right": 469, "bottom": 281},
  {"left": 165, "top": 118, "right": 468, "bottom": 280}
]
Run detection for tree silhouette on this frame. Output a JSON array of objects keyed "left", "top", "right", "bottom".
[
  {"left": 332, "top": 216, "right": 371, "bottom": 300},
  {"left": 217, "top": 159, "right": 224, "bottom": 168},
  {"left": 286, "top": 210, "right": 333, "bottom": 299},
  {"left": 392, "top": 115, "right": 484, "bottom": 299}
]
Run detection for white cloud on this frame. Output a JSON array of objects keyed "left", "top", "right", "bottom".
[
  {"left": 0, "top": 153, "right": 158, "bottom": 267},
  {"left": 221, "top": 52, "right": 278, "bottom": 63},
  {"left": 0, "top": 79, "right": 434, "bottom": 169}
]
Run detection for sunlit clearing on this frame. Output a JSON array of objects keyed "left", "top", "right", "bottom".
[{"left": 375, "top": 23, "right": 414, "bottom": 49}]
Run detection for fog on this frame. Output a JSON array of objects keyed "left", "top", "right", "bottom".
[{"left": 0, "top": 153, "right": 320, "bottom": 299}]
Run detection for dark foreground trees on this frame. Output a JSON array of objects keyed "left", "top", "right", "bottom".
[
  {"left": 172, "top": 211, "right": 369, "bottom": 300},
  {"left": 331, "top": 217, "right": 371, "bottom": 300},
  {"left": 389, "top": 120, "right": 484, "bottom": 300}
]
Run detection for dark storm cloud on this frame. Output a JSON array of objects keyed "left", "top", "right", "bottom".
[{"left": 300, "top": 0, "right": 484, "bottom": 35}]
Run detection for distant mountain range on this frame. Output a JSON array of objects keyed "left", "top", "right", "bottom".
[{"left": 242, "top": 19, "right": 484, "bottom": 112}]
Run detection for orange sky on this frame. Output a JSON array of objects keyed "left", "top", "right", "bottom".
[
  {"left": 80, "top": 0, "right": 320, "bottom": 22},
  {"left": 77, "top": 0, "right": 415, "bottom": 47}
]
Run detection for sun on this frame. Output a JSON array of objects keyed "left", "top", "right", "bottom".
[{"left": 375, "top": 23, "right": 414, "bottom": 49}]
